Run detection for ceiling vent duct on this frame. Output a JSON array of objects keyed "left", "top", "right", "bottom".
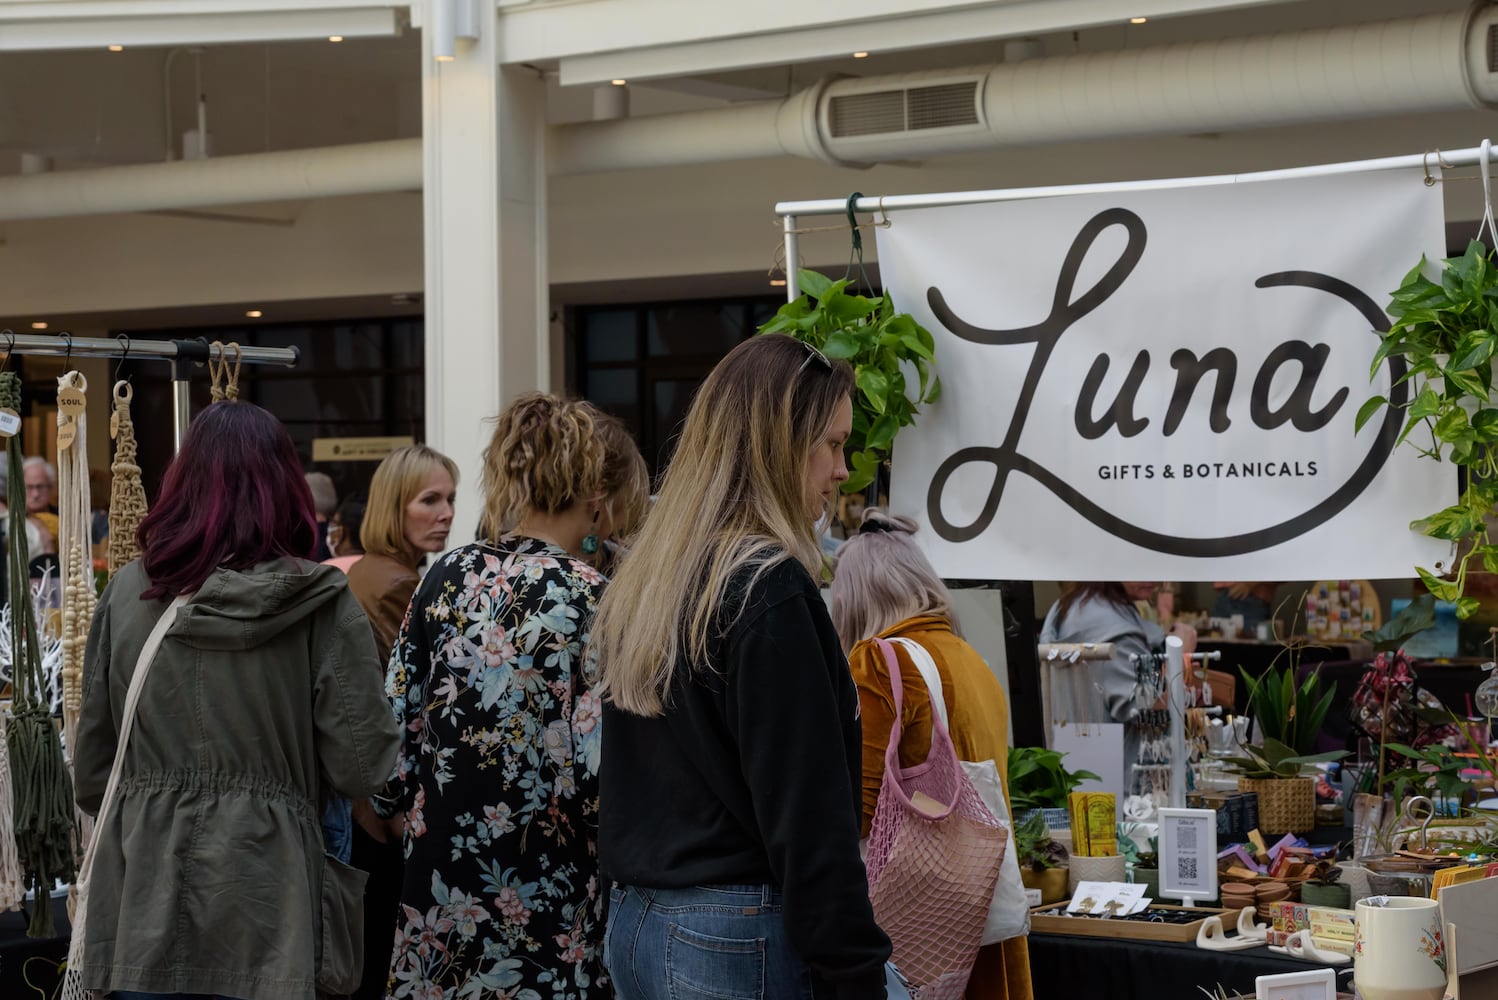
[{"left": 827, "top": 79, "right": 982, "bottom": 139}]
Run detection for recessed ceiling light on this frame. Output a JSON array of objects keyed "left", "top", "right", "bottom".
[
  {"left": 30, "top": 322, "right": 47, "bottom": 330},
  {"left": 328, "top": 35, "right": 344, "bottom": 43},
  {"left": 436, "top": 54, "right": 455, "bottom": 63},
  {"left": 245, "top": 310, "right": 263, "bottom": 318},
  {"left": 107, "top": 44, "right": 125, "bottom": 52},
  {"left": 769, "top": 279, "right": 788, "bottom": 287},
  {"left": 1130, "top": 16, "right": 1148, "bottom": 24},
  {"left": 611, "top": 79, "right": 627, "bottom": 87},
  {"left": 852, "top": 51, "right": 870, "bottom": 59}
]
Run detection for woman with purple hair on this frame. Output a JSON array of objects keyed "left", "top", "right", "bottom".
[{"left": 72, "top": 401, "right": 401, "bottom": 1000}]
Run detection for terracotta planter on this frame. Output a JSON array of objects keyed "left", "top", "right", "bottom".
[
  {"left": 1021, "top": 866, "right": 1069, "bottom": 905},
  {"left": 1237, "top": 776, "right": 1315, "bottom": 835}
]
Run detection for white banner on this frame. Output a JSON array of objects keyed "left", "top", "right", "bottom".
[{"left": 876, "top": 168, "right": 1453, "bottom": 581}]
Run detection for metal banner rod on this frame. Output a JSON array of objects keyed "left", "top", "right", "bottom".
[
  {"left": 0, "top": 333, "right": 298, "bottom": 367},
  {"left": 774, "top": 141, "right": 1497, "bottom": 218}
]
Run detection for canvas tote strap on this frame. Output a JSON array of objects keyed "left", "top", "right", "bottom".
[
  {"left": 78, "top": 592, "right": 192, "bottom": 873},
  {"left": 888, "top": 637, "right": 949, "bottom": 730}
]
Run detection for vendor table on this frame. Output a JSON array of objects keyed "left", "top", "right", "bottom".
[
  {"left": 1027, "top": 929, "right": 1323, "bottom": 999},
  {"left": 0, "top": 906, "right": 68, "bottom": 998}
]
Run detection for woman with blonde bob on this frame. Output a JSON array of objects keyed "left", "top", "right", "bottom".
[
  {"left": 377, "top": 393, "right": 645, "bottom": 999},
  {"left": 343, "top": 443, "right": 458, "bottom": 1000},
  {"left": 831, "top": 509, "right": 1032, "bottom": 1000},
  {"left": 594, "top": 334, "right": 892, "bottom": 1000}
]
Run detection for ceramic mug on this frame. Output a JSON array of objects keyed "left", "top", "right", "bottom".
[{"left": 1353, "top": 896, "right": 1447, "bottom": 1000}]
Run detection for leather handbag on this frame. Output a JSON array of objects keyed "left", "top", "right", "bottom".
[{"left": 865, "top": 638, "right": 1006, "bottom": 999}]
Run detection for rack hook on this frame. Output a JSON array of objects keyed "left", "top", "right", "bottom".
[
  {"left": 113, "top": 334, "right": 132, "bottom": 385},
  {"left": 59, "top": 331, "right": 72, "bottom": 368},
  {"left": 0, "top": 330, "right": 12, "bottom": 374}
]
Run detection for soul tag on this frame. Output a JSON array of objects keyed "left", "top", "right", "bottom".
[
  {"left": 56, "top": 417, "right": 76, "bottom": 451},
  {"left": 57, "top": 386, "right": 87, "bottom": 417},
  {"left": 0, "top": 410, "right": 19, "bottom": 438}
]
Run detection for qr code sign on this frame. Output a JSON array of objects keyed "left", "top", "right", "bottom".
[
  {"left": 1179, "top": 825, "right": 1197, "bottom": 850},
  {"left": 1177, "top": 856, "right": 1198, "bottom": 881}
]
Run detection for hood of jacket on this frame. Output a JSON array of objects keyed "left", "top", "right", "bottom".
[{"left": 170, "top": 557, "right": 352, "bottom": 651}]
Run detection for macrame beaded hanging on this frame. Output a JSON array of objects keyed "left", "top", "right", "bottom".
[
  {"left": 57, "top": 371, "right": 94, "bottom": 762},
  {"left": 107, "top": 381, "right": 146, "bottom": 575},
  {"left": 56, "top": 371, "right": 96, "bottom": 908},
  {"left": 0, "top": 371, "right": 76, "bottom": 937}
]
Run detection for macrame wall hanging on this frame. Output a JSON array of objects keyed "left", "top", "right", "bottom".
[
  {"left": 56, "top": 371, "right": 96, "bottom": 896},
  {"left": 107, "top": 381, "right": 146, "bottom": 575},
  {"left": 0, "top": 371, "right": 76, "bottom": 937}
]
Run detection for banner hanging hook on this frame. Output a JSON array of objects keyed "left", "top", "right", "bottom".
[{"left": 1478, "top": 139, "right": 1496, "bottom": 246}]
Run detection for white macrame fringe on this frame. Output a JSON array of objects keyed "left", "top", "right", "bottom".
[{"left": 0, "top": 715, "right": 28, "bottom": 912}]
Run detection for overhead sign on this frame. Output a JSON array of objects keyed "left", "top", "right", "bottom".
[
  {"left": 877, "top": 168, "right": 1453, "bottom": 580},
  {"left": 311, "top": 435, "right": 414, "bottom": 462}
]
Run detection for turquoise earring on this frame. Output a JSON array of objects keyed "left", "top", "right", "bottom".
[{"left": 581, "top": 510, "right": 600, "bottom": 555}]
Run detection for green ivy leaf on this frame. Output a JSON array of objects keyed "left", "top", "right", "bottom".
[
  {"left": 1409, "top": 387, "right": 1442, "bottom": 419},
  {"left": 843, "top": 449, "right": 880, "bottom": 493},
  {"left": 926, "top": 376, "right": 943, "bottom": 403},
  {"left": 856, "top": 367, "right": 890, "bottom": 414},
  {"left": 1455, "top": 596, "right": 1483, "bottom": 620},
  {"left": 823, "top": 329, "right": 861, "bottom": 360},
  {"left": 1416, "top": 566, "right": 1460, "bottom": 601},
  {"left": 1354, "top": 395, "right": 1388, "bottom": 433},
  {"left": 797, "top": 269, "right": 834, "bottom": 300},
  {"left": 866, "top": 412, "right": 900, "bottom": 451}
]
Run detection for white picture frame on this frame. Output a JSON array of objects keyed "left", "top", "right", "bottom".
[
  {"left": 1255, "top": 968, "right": 1337, "bottom": 1000},
  {"left": 1156, "top": 806, "right": 1217, "bottom": 905}
]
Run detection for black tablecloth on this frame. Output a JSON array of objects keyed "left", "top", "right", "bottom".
[
  {"left": 1028, "top": 930, "right": 1324, "bottom": 999},
  {"left": 0, "top": 901, "right": 69, "bottom": 998}
]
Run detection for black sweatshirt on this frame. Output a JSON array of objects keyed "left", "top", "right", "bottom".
[{"left": 599, "top": 557, "right": 891, "bottom": 999}]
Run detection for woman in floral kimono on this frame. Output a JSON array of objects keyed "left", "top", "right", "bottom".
[{"left": 376, "top": 393, "right": 647, "bottom": 1000}]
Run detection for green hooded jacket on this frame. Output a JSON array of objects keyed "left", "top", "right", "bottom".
[{"left": 74, "top": 557, "right": 401, "bottom": 1000}]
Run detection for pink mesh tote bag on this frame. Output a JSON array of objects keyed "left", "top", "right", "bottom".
[{"left": 865, "top": 638, "right": 1007, "bottom": 999}]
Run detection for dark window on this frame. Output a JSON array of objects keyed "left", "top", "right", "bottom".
[
  {"left": 117, "top": 317, "right": 424, "bottom": 502},
  {"left": 572, "top": 296, "right": 780, "bottom": 481}
]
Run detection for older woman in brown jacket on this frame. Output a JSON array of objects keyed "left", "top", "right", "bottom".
[
  {"left": 832, "top": 509, "right": 1033, "bottom": 1000},
  {"left": 344, "top": 443, "right": 458, "bottom": 1000}
]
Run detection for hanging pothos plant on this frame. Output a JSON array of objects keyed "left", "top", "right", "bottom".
[
  {"left": 758, "top": 269, "right": 940, "bottom": 493},
  {"left": 1357, "top": 241, "right": 1498, "bottom": 617}
]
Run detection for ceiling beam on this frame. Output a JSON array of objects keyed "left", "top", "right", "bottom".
[{"left": 0, "top": 3, "right": 403, "bottom": 51}]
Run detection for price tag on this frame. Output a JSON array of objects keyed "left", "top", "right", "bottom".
[
  {"left": 0, "top": 410, "right": 19, "bottom": 438},
  {"left": 56, "top": 417, "right": 76, "bottom": 451},
  {"left": 110, "top": 410, "right": 119, "bottom": 440},
  {"left": 57, "top": 386, "right": 87, "bottom": 417}
]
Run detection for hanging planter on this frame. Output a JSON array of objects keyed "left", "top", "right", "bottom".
[
  {"left": 758, "top": 269, "right": 940, "bottom": 495},
  {"left": 1358, "top": 240, "right": 1498, "bottom": 617}
]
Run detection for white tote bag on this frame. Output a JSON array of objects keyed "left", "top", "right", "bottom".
[{"left": 888, "top": 636, "right": 1030, "bottom": 944}]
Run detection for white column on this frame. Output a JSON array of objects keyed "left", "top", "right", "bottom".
[{"left": 421, "top": 0, "right": 549, "bottom": 546}]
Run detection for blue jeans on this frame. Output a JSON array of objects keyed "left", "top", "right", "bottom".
[{"left": 605, "top": 883, "right": 828, "bottom": 999}]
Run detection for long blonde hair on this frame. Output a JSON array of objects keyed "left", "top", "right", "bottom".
[
  {"left": 829, "top": 508, "right": 957, "bottom": 652},
  {"left": 362, "top": 444, "right": 460, "bottom": 564},
  {"left": 480, "top": 392, "right": 605, "bottom": 536},
  {"left": 591, "top": 335, "right": 854, "bottom": 716}
]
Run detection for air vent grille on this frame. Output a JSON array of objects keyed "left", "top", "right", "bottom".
[
  {"left": 828, "top": 91, "right": 905, "bottom": 137},
  {"left": 908, "top": 82, "right": 981, "bottom": 130},
  {"left": 828, "top": 80, "right": 982, "bottom": 138}
]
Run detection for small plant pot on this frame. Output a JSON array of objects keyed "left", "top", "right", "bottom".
[
  {"left": 1067, "top": 854, "right": 1126, "bottom": 893},
  {"left": 1021, "top": 866, "right": 1069, "bottom": 905},
  {"left": 1300, "top": 882, "right": 1351, "bottom": 908},
  {"left": 1131, "top": 866, "right": 1159, "bottom": 896},
  {"left": 1237, "top": 776, "right": 1315, "bottom": 835}
]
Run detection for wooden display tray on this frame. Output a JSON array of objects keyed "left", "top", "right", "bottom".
[{"left": 1029, "top": 902, "right": 1249, "bottom": 943}]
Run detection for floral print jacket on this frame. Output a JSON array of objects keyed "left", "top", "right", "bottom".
[{"left": 376, "top": 535, "right": 607, "bottom": 1000}]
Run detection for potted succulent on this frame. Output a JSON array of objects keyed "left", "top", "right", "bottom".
[
  {"left": 1122, "top": 832, "right": 1160, "bottom": 897},
  {"left": 1014, "top": 809, "right": 1070, "bottom": 904},
  {"left": 1007, "top": 746, "right": 1101, "bottom": 832},
  {"left": 1299, "top": 860, "right": 1351, "bottom": 908},
  {"left": 1357, "top": 240, "right": 1498, "bottom": 617},
  {"left": 758, "top": 269, "right": 940, "bottom": 497}
]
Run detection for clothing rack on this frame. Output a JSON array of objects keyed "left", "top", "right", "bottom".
[
  {"left": 1038, "top": 641, "right": 1116, "bottom": 662},
  {"left": 0, "top": 332, "right": 299, "bottom": 451}
]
